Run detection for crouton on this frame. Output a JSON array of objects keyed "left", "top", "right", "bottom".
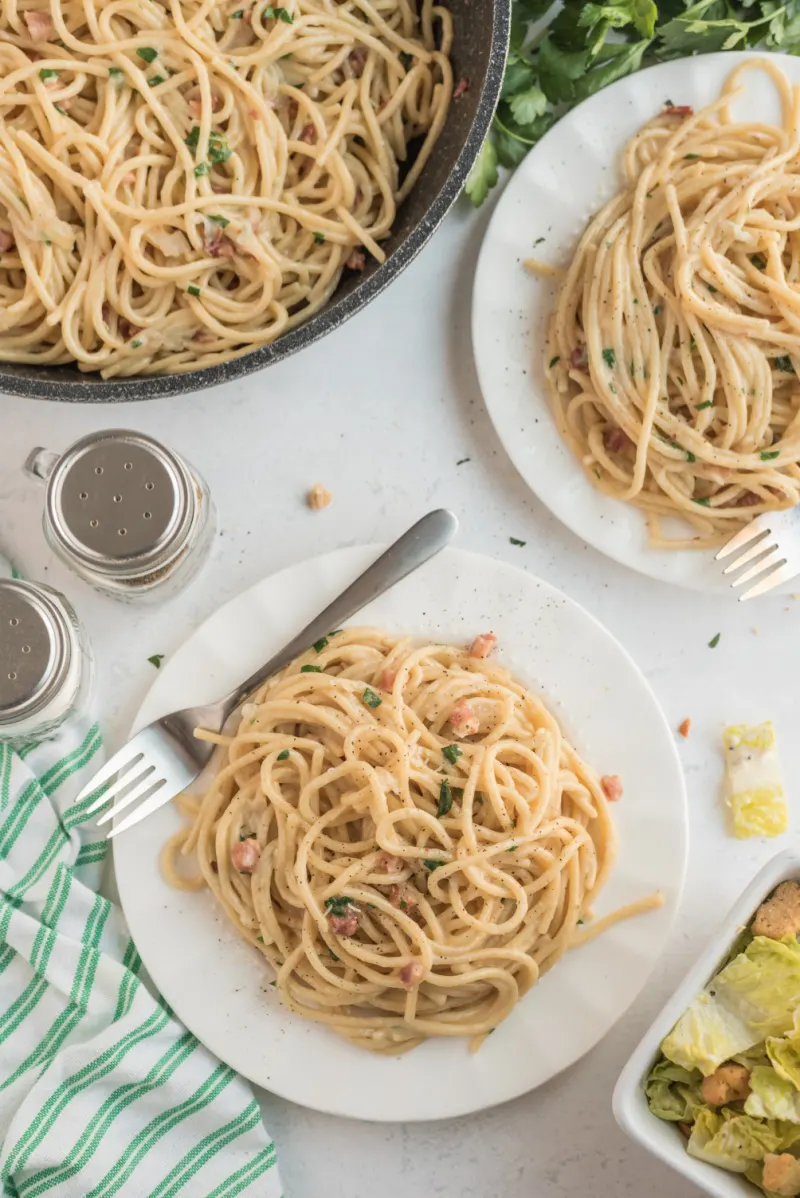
[
  {"left": 762, "top": 1153, "right": 800, "bottom": 1197},
  {"left": 753, "top": 881, "right": 800, "bottom": 940},
  {"left": 700, "top": 1062, "right": 751, "bottom": 1106}
]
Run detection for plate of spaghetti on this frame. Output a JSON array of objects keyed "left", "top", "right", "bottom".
[
  {"left": 113, "top": 544, "right": 687, "bottom": 1120},
  {"left": 473, "top": 51, "right": 800, "bottom": 593}
]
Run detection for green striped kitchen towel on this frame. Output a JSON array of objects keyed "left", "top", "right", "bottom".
[{"left": 0, "top": 715, "right": 282, "bottom": 1198}]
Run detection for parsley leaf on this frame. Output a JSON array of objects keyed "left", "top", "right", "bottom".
[
  {"left": 509, "top": 83, "right": 547, "bottom": 126},
  {"left": 696, "top": 400, "right": 713, "bottom": 410},
  {"left": 300, "top": 664, "right": 322, "bottom": 673},
  {"left": 194, "top": 162, "right": 209, "bottom": 177},
  {"left": 136, "top": 47, "right": 158, "bottom": 64},
  {"left": 708, "top": 632, "right": 721, "bottom": 649},
  {"left": 774, "top": 356, "right": 795, "bottom": 374},
  {"left": 437, "top": 778, "right": 453, "bottom": 818},
  {"left": 277, "top": 749, "right": 290, "bottom": 760},
  {"left": 314, "top": 232, "right": 325, "bottom": 243},
  {"left": 313, "top": 637, "right": 329, "bottom": 653},
  {"left": 362, "top": 687, "right": 382, "bottom": 709},
  {"left": 207, "top": 214, "right": 229, "bottom": 227},
  {"left": 188, "top": 284, "right": 201, "bottom": 297},
  {"left": 761, "top": 450, "right": 780, "bottom": 460},
  {"left": 602, "top": 347, "right": 616, "bottom": 368},
  {"left": 509, "top": 537, "right": 526, "bottom": 546},
  {"left": 442, "top": 744, "right": 462, "bottom": 764},
  {"left": 39, "top": 69, "right": 59, "bottom": 81},
  {"left": 185, "top": 126, "right": 200, "bottom": 152},
  {"left": 109, "top": 66, "right": 124, "bottom": 77},
  {"left": 424, "top": 859, "right": 444, "bottom": 871},
  {"left": 264, "top": 5, "right": 293, "bottom": 20},
  {"left": 147, "top": 654, "right": 164, "bottom": 668}
]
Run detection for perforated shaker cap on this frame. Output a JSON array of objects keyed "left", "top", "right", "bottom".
[
  {"left": 0, "top": 580, "right": 73, "bottom": 723},
  {"left": 44, "top": 430, "right": 196, "bottom": 579}
]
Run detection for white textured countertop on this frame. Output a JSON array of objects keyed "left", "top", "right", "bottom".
[{"left": 2, "top": 195, "right": 797, "bottom": 1198}]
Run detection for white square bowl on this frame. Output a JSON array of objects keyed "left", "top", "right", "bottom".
[{"left": 613, "top": 851, "right": 800, "bottom": 1198}]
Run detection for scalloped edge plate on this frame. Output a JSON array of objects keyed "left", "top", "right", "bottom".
[
  {"left": 114, "top": 545, "right": 687, "bottom": 1120},
  {"left": 472, "top": 50, "right": 800, "bottom": 595}
]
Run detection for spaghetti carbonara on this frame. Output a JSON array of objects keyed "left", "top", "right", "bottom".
[
  {"left": 0, "top": 0, "right": 452, "bottom": 377},
  {"left": 546, "top": 58, "right": 800, "bottom": 550},
  {"left": 163, "top": 627, "right": 630, "bottom": 1055}
]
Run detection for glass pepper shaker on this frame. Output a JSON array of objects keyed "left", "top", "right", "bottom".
[
  {"left": 0, "top": 578, "right": 94, "bottom": 746},
  {"left": 24, "top": 430, "right": 216, "bottom": 603}
]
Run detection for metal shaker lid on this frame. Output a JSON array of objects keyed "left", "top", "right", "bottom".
[
  {"left": 42, "top": 430, "right": 196, "bottom": 578},
  {"left": 0, "top": 579, "right": 73, "bottom": 723}
]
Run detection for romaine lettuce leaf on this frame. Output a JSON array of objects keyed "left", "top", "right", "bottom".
[
  {"left": 687, "top": 1107, "right": 800, "bottom": 1173},
  {"left": 746, "top": 1066, "right": 800, "bottom": 1123},
  {"left": 662, "top": 993, "right": 760, "bottom": 1076},
  {"left": 714, "top": 938, "right": 800, "bottom": 1040},
  {"left": 645, "top": 1057, "right": 704, "bottom": 1122}
]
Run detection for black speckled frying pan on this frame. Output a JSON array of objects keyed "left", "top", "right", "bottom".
[{"left": 4, "top": 0, "right": 510, "bottom": 403}]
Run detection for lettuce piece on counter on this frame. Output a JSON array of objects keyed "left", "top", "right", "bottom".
[
  {"left": 687, "top": 1107, "right": 800, "bottom": 1173},
  {"left": 662, "top": 936, "right": 800, "bottom": 1075},
  {"left": 645, "top": 1058, "right": 704, "bottom": 1122},
  {"left": 746, "top": 1066, "right": 800, "bottom": 1123},
  {"left": 724, "top": 722, "right": 787, "bottom": 839}
]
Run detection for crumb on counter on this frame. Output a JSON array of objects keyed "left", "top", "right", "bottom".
[
  {"left": 700, "top": 1062, "right": 751, "bottom": 1106},
  {"left": 753, "top": 881, "right": 800, "bottom": 939},
  {"left": 307, "top": 483, "right": 332, "bottom": 510},
  {"left": 601, "top": 774, "right": 623, "bottom": 801},
  {"left": 678, "top": 718, "right": 691, "bottom": 738}
]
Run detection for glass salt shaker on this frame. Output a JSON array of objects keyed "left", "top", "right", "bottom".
[
  {"left": 0, "top": 578, "right": 94, "bottom": 746},
  {"left": 24, "top": 430, "right": 216, "bottom": 603}
]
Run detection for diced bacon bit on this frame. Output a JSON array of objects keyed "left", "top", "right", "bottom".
[
  {"left": 329, "top": 910, "right": 359, "bottom": 936},
  {"left": 678, "top": 718, "right": 691, "bottom": 738},
  {"left": 663, "top": 104, "right": 693, "bottom": 117},
  {"left": 450, "top": 699, "right": 479, "bottom": 737},
  {"left": 203, "top": 224, "right": 236, "bottom": 258},
  {"left": 288, "top": 98, "right": 299, "bottom": 122},
  {"left": 453, "top": 76, "right": 470, "bottom": 99},
  {"left": 399, "top": 960, "right": 425, "bottom": 990},
  {"left": 569, "top": 343, "right": 588, "bottom": 371},
  {"left": 0, "top": 229, "right": 15, "bottom": 253},
  {"left": 469, "top": 633, "right": 496, "bottom": 659},
  {"left": 193, "top": 328, "right": 215, "bottom": 343},
  {"left": 231, "top": 837, "right": 261, "bottom": 872},
  {"left": 389, "top": 884, "right": 418, "bottom": 914},
  {"left": 603, "top": 426, "right": 632, "bottom": 454},
  {"left": 23, "top": 11, "right": 55, "bottom": 41},
  {"left": 225, "top": 273, "right": 240, "bottom": 290},
  {"left": 307, "top": 482, "right": 331, "bottom": 510},
  {"left": 378, "top": 852, "right": 402, "bottom": 872},
  {"left": 345, "top": 47, "right": 367, "bottom": 77},
  {"left": 346, "top": 248, "right": 366, "bottom": 271},
  {"left": 119, "top": 318, "right": 141, "bottom": 339},
  {"left": 188, "top": 94, "right": 221, "bottom": 117},
  {"left": 378, "top": 668, "right": 397, "bottom": 691},
  {"left": 734, "top": 490, "right": 761, "bottom": 507},
  {"left": 299, "top": 123, "right": 316, "bottom": 144},
  {"left": 601, "top": 774, "right": 623, "bottom": 802}
]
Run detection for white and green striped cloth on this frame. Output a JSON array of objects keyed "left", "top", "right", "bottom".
[{"left": 0, "top": 717, "right": 282, "bottom": 1198}]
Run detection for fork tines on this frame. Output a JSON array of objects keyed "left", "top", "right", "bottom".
[{"left": 716, "top": 518, "right": 790, "bottom": 600}]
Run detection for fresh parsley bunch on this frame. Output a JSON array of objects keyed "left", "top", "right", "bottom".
[{"left": 466, "top": 0, "right": 800, "bottom": 205}]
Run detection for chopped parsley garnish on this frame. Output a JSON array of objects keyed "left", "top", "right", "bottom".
[
  {"left": 148, "top": 75, "right": 165, "bottom": 87},
  {"left": 329, "top": 948, "right": 339, "bottom": 961},
  {"left": 509, "top": 537, "right": 526, "bottom": 547},
  {"left": 44, "top": 240, "right": 51, "bottom": 246},
  {"left": 708, "top": 632, "right": 721, "bottom": 649},
  {"left": 39, "top": 69, "right": 59, "bottom": 81},
  {"left": 208, "top": 131, "right": 231, "bottom": 165},
  {"left": 131, "top": 339, "right": 142, "bottom": 348},
  {"left": 314, "top": 232, "right": 325, "bottom": 243},
  {"left": 147, "top": 654, "right": 164, "bottom": 668},
  {"left": 751, "top": 253, "right": 767, "bottom": 270},
  {"left": 264, "top": 4, "right": 293, "bottom": 19},
  {"left": 601, "top": 347, "right": 615, "bottom": 368},
  {"left": 54, "top": 105, "right": 67, "bottom": 115},
  {"left": 185, "top": 126, "right": 200, "bottom": 152},
  {"left": 706, "top": 283, "right": 718, "bottom": 293},
  {"left": 400, "top": 51, "right": 412, "bottom": 69},
  {"left": 300, "top": 664, "right": 322, "bottom": 673},
  {"left": 696, "top": 400, "right": 713, "bottom": 410},
  {"left": 362, "top": 687, "right": 382, "bottom": 709},
  {"left": 689, "top": 338, "right": 696, "bottom": 350},
  {"left": 207, "top": 214, "right": 229, "bottom": 227},
  {"left": 232, "top": 8, "right": 244, "bottom": 15},
  {"left": 194, "top": 162, "right": 209, "bottom": 177},
  {"left": 277, "top": 749, "right": 289, "bottom": 760},
  {"left": 437, "top": 778, "right": 453, "bottom": 817},
  {"left": 324, "top": 895, "right": 355, "bottom": 915},
  {"left": 136, "top": 47, "right": 158, "bottom": 63},
  {"left": 761, "top": 450, "right": 780, "bottom": 460},
  {"left": 774, "top": 356, "right": 795, "bottom": 373},
  {"left": 109, "top": 66, "right": 124, "bottom": 77},
  {"left": 693, "top": 497, "right": 712, "bottom": 506},
  {"left": 188, "top": 284, "right": 201, "bottom": 297},
  {"left": 684, "top": 153, "right": 699, "bottom": 160},
  {"left": 424, "top": 860, "right": 443, "bottom": 871},
  {"left": 313, "top": 637, "right": 328, "bottom": 653},
  {"left": 534, "top": 236, "right": 545, "bottom": 245},
  {"left": 456, "top": 458, "right": 470, "bottom": 465},
  {"left": 686, "top": 451, "right": 696, "bottom": 463},
  {"left": 653, "top": 305, "right": 662, "bottom": 315},
  {"left": 442, "top": 744, "right": 462, "bottom": 764},
  {"left": 549, "top": 355, "right": 559, "bottom": 367}
]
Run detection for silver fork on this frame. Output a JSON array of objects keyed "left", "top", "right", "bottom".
[
  {"left": 716, "top": 508, "right": 800, "bottom": 599},
  {"left": 76, "top": 509, "right": 459, "bottom": 837}
]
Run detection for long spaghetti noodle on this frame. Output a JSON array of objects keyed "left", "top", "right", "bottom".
[
  {"left": 163, "top": 627, "right": 623, "bottom": 1054},
  {"left": 0, "top": 0, "right": 452, "bottom": 376},
  {"left": 545, "top": 58, "right": 800, "bottom": 550}
]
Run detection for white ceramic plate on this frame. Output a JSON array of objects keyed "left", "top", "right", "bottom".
[
  {"left": 114, "top": 545, "right": 688, "bottom": 1121},
  {"left": 472, "top": 51, "right": 800, "bottom": 594}
]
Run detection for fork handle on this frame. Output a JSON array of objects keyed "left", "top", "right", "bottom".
[{"left": 223, "top": 509, "right": 459, "bottom": 710}]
